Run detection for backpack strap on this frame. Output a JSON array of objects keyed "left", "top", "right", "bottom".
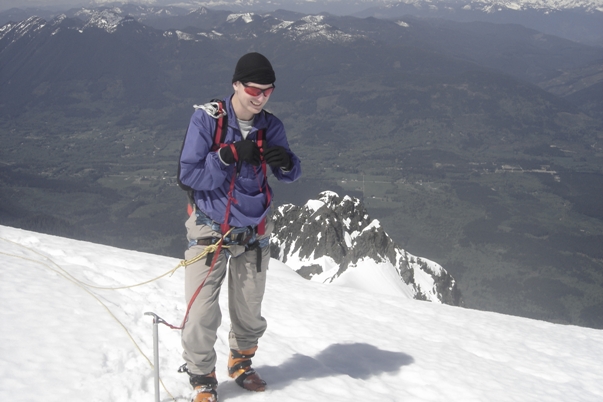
[
  {"left": 209, "top": 100, "right": 228, "bottom": 152},
  {"left": 180, "top": 100, "right": 229, "bottom": 216}
]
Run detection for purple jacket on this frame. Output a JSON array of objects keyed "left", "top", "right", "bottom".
[{"left": 179, "top": 96, "right": 301, "bottom": 228}]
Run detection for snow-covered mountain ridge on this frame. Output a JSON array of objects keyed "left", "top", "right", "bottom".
[
  {"left": 0, "top": 7, "right": 357, "bottom": 43},
  {"left": 270, "top": 191, "right": 462, "bottom": 305},
  {"left": 2, "top": 1, "right": 601, "bottom": 45},
  {"left": 356, "top": 0, "right": 602, "bottom": 12},
  {"left": 88, "top": 0, "right": 603, "bottom": 13},
  {"left": 462, "top": 0, "right": 602, "bottom": 11},
  {"left": 0, "top": 12, "right": 133, "bottom": 38}
]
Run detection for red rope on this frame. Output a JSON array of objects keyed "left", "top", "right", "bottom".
[
  {"left": 162, "top": 168, "right": 238, "bottom": 331},
  {"left": 162, "top": 244, "right": 223, "bottom": 330}
]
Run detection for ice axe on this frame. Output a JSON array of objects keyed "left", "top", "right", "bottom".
[{"left": 145, "top": 312, "right": 166, "bottom": 402}]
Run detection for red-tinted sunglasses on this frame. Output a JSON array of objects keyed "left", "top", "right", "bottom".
[{"left": 242, "top": 82, "right": 275, "bottom": 97}]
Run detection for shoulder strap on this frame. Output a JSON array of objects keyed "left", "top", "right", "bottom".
[
  {"left": 178, "top": 99, "right": 229, "bottom": 216},
  {"left": 210, "top": 99, "right": 228, "bottom": 152}
]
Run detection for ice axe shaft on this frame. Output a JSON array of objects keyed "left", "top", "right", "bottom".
[{"left": 145, "top": 312, "right": 165, "bottom": 402}]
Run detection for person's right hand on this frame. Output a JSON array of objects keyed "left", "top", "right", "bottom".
[{"left": 220, "top": 140, "right": 261, "bottom": 166}]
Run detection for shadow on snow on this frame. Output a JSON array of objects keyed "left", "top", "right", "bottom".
[
  {"left": 171, "top": 343, "right": 414, "bottom": 400},
  {"left": 226, "top": 342, "right": 413, "bottom": 396}
]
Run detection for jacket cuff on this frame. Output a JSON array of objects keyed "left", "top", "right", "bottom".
[{"left": 217, "top": 149, "right": 231, "bottom": 166}]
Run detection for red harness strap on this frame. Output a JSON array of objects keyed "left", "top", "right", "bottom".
[
  {"left": 255, "top": 129, "right": 270, "bottom": 236},
  {"left": 211, "top": 101, "right": 228, "bottom": 152},
  {"left": 163, "top": 246, "right": 223, "bottom": 330},
  {"left": 220, "top": 129, "right": 268, "bottom": 235}
]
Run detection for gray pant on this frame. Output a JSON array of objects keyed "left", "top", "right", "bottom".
[{"left": 181, "top": 212, "right": 272, "bottom": 376}]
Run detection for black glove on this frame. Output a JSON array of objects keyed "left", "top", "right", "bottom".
[
  {"left": 219, "top": 140, "right": 261, "bottom": 166},
  {"left": 264, "top": 146, "right": 292, "bottom": 170}
]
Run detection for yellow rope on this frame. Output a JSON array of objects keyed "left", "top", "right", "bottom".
[
  {"left": 1, "top": 229, "right": 233, "bottom": 291},
  {"left": 0, "top": 228, "right": 233, "bottom": 401},
  {"left": 0, "top": 246, "right": 178, "bottom": 400}
]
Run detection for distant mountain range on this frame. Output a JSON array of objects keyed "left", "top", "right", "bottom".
[
  {"left": 8, "top": 0, "right": 600, "bottom": 13},
  {"left": 1, "top": 4, "right": 600, "bottom": 115},
  {"left": 1, "top": 0, "right": 602, "bottom": 44},
  {"left": 0, "top": 3, "right": 602, "bottom": 328}
]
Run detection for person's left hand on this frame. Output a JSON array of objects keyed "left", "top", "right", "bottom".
[{"left": 264, "top": 146, "right": 292, "bottom": 170}]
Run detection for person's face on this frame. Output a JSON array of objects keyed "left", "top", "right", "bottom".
[{"left": 232, "top": 81, "right": 275, "bottom": 120}]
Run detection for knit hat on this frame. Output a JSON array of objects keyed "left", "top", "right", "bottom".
[{"left": 232, "top": 52, "right": 276, "bottom": 85}]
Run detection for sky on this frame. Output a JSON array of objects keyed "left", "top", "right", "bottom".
[{"left": 2, "top": 224, "right": 603, "bottom": 402}]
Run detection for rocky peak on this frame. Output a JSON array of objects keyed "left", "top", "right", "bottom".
[{"left": 270, "top": 191, "right": 463, "bottom": 306}]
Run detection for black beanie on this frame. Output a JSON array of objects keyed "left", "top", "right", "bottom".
[{"left": 232, "top": 52, "right": 276, "bottom": 85}]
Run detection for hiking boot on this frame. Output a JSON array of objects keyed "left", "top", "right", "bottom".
[
  {"left": 227, "top": 346, "right": 266, "bottom": 392},
  {"left": 189, "top": 371, "right": 218, "bottom": 402}
]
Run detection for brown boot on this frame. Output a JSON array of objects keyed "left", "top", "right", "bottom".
[
  {"left": 227, "top": 347, "right": 266, "bottom": 392},
  {"left": 190, "top": 371, "right": 218, "bottom": 402}
]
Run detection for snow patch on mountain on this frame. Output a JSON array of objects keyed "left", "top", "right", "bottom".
[
  {"left": 82, "top": 9, "right": 127, "bottom": 33},
  {"left": 272, "top": 14, "right": 359, "bottom": 42},
  {"left": 187, "top": 6, "right": 210, "bottom": 16},
  {"left": 0, "top": 16, "right": 45, "bottom": 42},
  {"left": 227, "top": 12, "right": 255, "bottom": 23},
  {"left": 270, "top": 20, "right": 295, "bottom": 32},
  {"left": 175, "top": 29, "right": 195, "bottom": 40}
]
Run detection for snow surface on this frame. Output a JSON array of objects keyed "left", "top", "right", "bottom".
[{"left": 1, "top": 224, "right": 603, "bottom": 401}]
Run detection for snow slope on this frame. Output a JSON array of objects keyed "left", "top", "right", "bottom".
[{"left": 1, "top": 224, "right": 602, "bottom": 401}]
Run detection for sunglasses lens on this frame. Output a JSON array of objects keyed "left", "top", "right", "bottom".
[
  {"left": 243, "top": 85, "right": 274, "bottom": 97},
  {"left": 244, "top": 87, "right": 262, "bottom": 96}
]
